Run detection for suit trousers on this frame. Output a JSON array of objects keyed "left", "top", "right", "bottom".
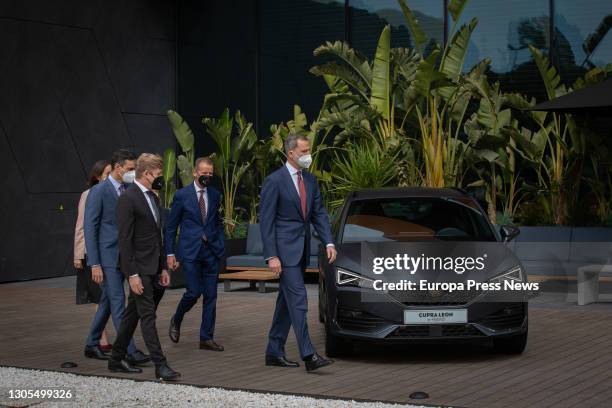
[
  {"left": 85, "top": 266, "right": 136, "bottom": 354},
  {"left": 111, "top": 274, "right": 166, "bottom": 366},
  {"left": 174, "top": 243, "right": 219, "bottom": 341},
  {"left": 266, "top": 254, "right": 315, "bottom": 360}
]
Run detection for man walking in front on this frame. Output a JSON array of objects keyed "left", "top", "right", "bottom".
[
  {"left": 83, "top": 149, "right": 149, "bottom": 365},
  {"left": 109, "top": 153, "right": 180, "bottom": 381},
  {"left": 166, "top": 157, "right": 225, "bottom": 352},
  {"left": 260, "top": 133, "right": 337, "bottom": 372}
]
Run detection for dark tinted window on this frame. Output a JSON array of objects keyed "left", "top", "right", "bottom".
[{"left": 342, "top": 197, "right": 496, "bottom": 243}]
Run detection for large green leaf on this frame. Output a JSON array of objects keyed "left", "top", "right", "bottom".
[
  {"left": 528, "top": 45, "right": 561, "bottom": 100},
  {"left": 203, "top": 108, "right": 233, "bottom": 163},
  {"left": 440, "top": 18, "right": 478, "bottom": 81},
  {"left": 162, "top": 147, "right": 176, "bottom": 180},
  {"left": 287, "top": 105, "right": 308, "bottom": 135},
  {"left": 233, "top": 110, "right": 257, "bottom": 162},
  {"left": 397, "top": 0, "right": 427, "bottom": 54},
  {"left": 162, "top": 148, "right": 176, "bottom": 208},
  {"left": 313, "top": 41, "right": 372, "bottom": 88},
  {"left": 310, "top": 62, "right": 369, "bottom": 99},
  {"left": 167, "top": 110, "right": 194, "bottom": 155},
  {"left": 413, "top": 48, "right": 446, "bottom": 98},
  {"left": 177, "top": 154, "right": 194, "bottom": 186},
  {"left": 391, "top": 47, "right": 420, "bottom": 85},
  {"left": 504, "top": 92, "right": 548, "bottom": 126},
  {"left": 448, "top": 0, "right": 469, "bottom": 22},
  {"left": 370, "top": 25, "right": 391, "bottom": 120}
]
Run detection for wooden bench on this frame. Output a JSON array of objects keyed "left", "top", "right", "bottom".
[
  {"left": 219, "top": 270, "right": 279, "bottom": 293},
  {"left": 225, "top": 266, "right": 318, "bottom": 273}
]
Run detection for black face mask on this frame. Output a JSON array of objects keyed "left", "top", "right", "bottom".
[
  {"left": 198, "top": 175, "right": 212, "bottom": 187},
  {"left": 151, "top": 176, "right": 164, "bottom": 191}
]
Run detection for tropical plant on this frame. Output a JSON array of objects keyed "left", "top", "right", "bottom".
[
  {"left": 462, "top": 70, "right": 532, "bottom": 223},
  {"left": 203, "top": 109, "right": 257, "bottom": 237},
  {"left": 310, "top": 25, "right": 415, "bottom": 152},
  {"left": 329, "top": 141, "right": 397, "bottom": 209},
  {"left": 161, "top": 148, "right": 176, "bottom": 208},
  {"left": 167, "top": 110, "right": 196, "bottom": 186},
  {"left": 398, "top": 0, "right": 484, "bottom": 188}
]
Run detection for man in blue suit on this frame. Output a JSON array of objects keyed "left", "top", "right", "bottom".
[
  {"left": 166, "top": 157, "right": 225, "bottom": 351},
  {"left": 83, "top": 149, "right": 149, "bottom": 365},
  {"left": 260, "top": 134, "right": 337, "bottom": 372}
]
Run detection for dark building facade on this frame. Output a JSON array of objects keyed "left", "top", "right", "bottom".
[
  {"left": 1, "top": 0, "right": 611, "bottom": 281},
  {"left": 0, "top": 0, "right": 177, "bottom": 282}
]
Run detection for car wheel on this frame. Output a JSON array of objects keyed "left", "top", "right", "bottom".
[
  {"left": 493, "top": 329, "right": 528, "bottom": 354},
  {"left": 324, "top": 312, "right": 353, "bottom": 358}
]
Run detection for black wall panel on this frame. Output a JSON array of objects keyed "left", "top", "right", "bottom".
[{"left": 0, "top": 0, "right": 176, "bottom": 282}]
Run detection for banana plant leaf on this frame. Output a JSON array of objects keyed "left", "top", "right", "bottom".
[
  {"left": 370, "top": 25, "right": 391, "bottom": 120},
  {"left": 397, "top": 0, "right": 427, "bottom": 55},
  {"left": 167, "top": 110, "right": 194, "bottom": 156}
]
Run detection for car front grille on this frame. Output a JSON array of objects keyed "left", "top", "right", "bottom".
[
  {"left": 388, "top": 288, "right": 483, "bottom": 306},
  {"left": 336, "top": 307, "right": 387, "bottom": 332},
  {"left": 388, "top": 324, "right": 484, "bottom": 338},
  {"left": 479, "top": 304, "right": 525, "bottom": 330}
]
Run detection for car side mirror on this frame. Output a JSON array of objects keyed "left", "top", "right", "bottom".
[{"left": 499, "top": 225, "right": 520, "bottom": 242}]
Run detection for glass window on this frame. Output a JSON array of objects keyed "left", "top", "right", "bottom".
[
  {"left": 554, "top": 0, "right": 612, "bottom": 84},
  {"left": 259, "top": 0, "right": 345, "bottom": 134},
  {"left": 455, "top": 0, "right": 550, "bottom": 98},
  {"left": 342, "top": 197, "right": 496, "bottom": 243},
  {"left": 349, "top": 0, "right": 444, "bottom": 58}
]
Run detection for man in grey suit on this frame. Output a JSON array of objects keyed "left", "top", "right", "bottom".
[{"left": 83, "top": 149, "right": 148, "bottom": 365}]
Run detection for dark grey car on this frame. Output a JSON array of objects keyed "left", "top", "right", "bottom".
[{"left": 318, "top": 187, "right": 528, "bottom": 357}]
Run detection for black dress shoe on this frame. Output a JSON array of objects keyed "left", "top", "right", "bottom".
[
  {"left": 84, "top": 345, "right": 110, "bottom": 360},
  {"left": 108, "top": 359, "right": 142, "bottom": 374},
  {"left": 126, "top": 350, "right": 151, "bottom": 366},
  {"left": 169, "top": 315, "right": 181, "bottom": 343},
  {"left": 156, "top": 363, "right": 181, "bottom": 381},
  {"left": 265, "top": 355, "right": 300, "bottom": 368},
  {"left": 304, "top": 353, "right": 334, "bottom": 372},
  {"left": 199, "top": 340, "right": 224, "bottom": 351}
]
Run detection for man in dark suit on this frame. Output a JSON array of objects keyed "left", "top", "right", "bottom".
[
  {"left": 83, "top": 149, "right": 149, "bottom": 364},
  {"left": 260, "top": 134, "right": 337, "bottom": 372},
  {"left": 166, "top": 157, "right": 225, "bottom": 351},
  {"left": 109, "top": 153, "right": 180, "bottom": 381}
]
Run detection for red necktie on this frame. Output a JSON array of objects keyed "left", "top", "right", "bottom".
[{"left": 297, "top": 171, "right": 307, "bottom": 220}]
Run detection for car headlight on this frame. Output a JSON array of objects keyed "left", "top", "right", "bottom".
[
  {"left": 488, "top": 266, "right": 523, "bottom": 285},
  {"left": 336, "top": 268, "right": 375, "bottom": 289}
]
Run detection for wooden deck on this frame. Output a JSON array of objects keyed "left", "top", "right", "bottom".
[{"left": 1, "top": 277, "right": 612, "bottom": 407}]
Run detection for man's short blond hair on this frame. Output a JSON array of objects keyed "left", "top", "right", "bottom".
[
  {"left": 195, "top": 156, "right": 214, "bottom": 169},
  {"left": 136, "top": 153, "right": 163, "bottom": 178}
]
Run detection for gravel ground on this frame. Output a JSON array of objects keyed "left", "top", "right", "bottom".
[{"left": 0, "top": 366, "right": 435, "bottom": 408}]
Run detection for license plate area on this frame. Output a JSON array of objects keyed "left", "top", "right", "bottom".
[{"left": 404, "top": 309, "right": 468, "bottom": 324}]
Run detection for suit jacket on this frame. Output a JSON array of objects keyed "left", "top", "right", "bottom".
[
  {"left": 84, "top": 178, "right": 125, "bottom": 268},
  {"left": 116, "top": 183, "right": 165, "bottom": 278},
  {"left": 165, "top": 184, "right": 225, "bottom": 261},
  {"left": 74, "top": 188, "right": 90, "bottom": 260},
  {"left": 259, "top": 165, "right": 334, "bottom": 267}
]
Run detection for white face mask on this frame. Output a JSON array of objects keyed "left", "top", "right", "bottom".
[
  {"left": 296, "top": 153, "right": 312, "bottom": 169},
  {"left": 122, "top": 170, "right": 136, "bottom": 184}
]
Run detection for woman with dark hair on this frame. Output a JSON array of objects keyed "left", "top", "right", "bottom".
[{"left": 74, "top": 160, "right": 112, "bottom": 351}]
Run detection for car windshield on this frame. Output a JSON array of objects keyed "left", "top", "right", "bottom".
[{"left": 342, "top": 197, "right": 496, "bottom": 243}]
